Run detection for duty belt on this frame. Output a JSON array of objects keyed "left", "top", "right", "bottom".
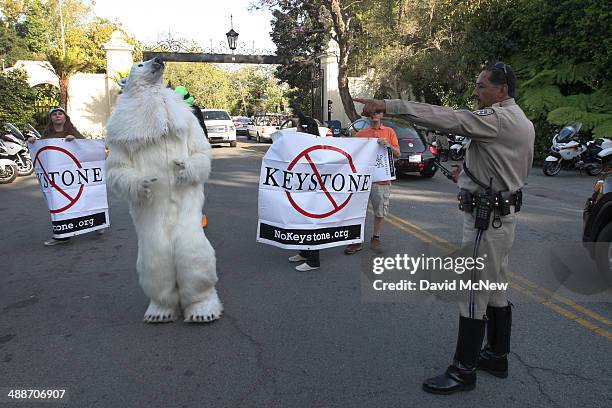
[{"left": 457, "top": 189, "right": 522, "bottom": 215}]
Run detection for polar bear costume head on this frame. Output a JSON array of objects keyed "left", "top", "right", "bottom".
[{"left": 106, "top": 58, "right": 191, "bottom": 152}]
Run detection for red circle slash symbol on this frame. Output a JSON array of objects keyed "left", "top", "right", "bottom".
[
  {"left": 33, "top": 145, "right": 84, "bottom": 214},
  {"left": 286, "top": 145, "right": 357, "bottom": 219}
]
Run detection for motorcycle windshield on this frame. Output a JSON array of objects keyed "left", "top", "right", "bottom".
[
  {"left": 3, "top": 123, "right": 24, "bottom": 140},
  {"left": 25, "top": 124, "right": 41, "bottom": 139},
  {"left": 557, "top": 122, "right": 582, "bottom": 143}
]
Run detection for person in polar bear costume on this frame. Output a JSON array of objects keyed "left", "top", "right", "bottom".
[{"left": 106, "top": 58, "right": 222, "bottom": 323}]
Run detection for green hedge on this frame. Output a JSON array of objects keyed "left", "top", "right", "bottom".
[{"left": 0, "top": 70, "right": 36, "bottom": 129}]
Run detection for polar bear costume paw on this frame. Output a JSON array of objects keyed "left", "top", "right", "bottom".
[
  {"left": 143, "top": 301, "right": 178, "bottom": 323},
  {"left": 184, "top": 292, "right": 223, "bottom": 323}
]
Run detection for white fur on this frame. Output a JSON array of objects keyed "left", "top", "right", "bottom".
[{"left": 106, "top": 59, "right": 221, "bottom": 324}]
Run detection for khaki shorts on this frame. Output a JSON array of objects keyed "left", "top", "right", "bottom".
[{"left": 369, "top": 183, "right": 391, "bottom": 218}]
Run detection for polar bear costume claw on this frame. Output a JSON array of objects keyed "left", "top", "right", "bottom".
[{"left": 106, "top": 58, "right": 222, "bottom": 324}]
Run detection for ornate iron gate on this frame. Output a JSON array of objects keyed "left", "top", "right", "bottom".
[{"left": 32, "top": 84, "right": 60, "bottom": 128}]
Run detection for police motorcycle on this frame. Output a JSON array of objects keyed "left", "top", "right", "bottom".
[
  {"left": 1, "top": 123, "right": 34, "bottom": 176},
  {"left": 449, "top": 134, "right": 468, "bottom": 161},
  {"left": 543, "top": 122, "right": 612, "bottom": 177},
  {"left": 0, "top": 139, "right": 19, "bottom": 184}
]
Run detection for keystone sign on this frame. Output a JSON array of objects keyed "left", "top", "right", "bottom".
[
  {"left": 29, "top": 139, "right": 110, "bottom": 238},
  {"left": 257, "top": 132, "right": 384, "bottom": 249}
]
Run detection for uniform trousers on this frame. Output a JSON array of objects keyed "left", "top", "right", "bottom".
[{"left": 459, "top": 209, "right": 517, "bottom": 319}]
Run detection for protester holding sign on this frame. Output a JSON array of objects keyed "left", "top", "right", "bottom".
[
  {"left": 257, "top": 117, "right": 378, "bottom": 254},
  {"left": 287, "top": 112, "right": 323, "bottom": 272},
  {"left": 27, "top": 107, "right": 84, "bottom": 143},
  {"left": 28, "top": 107, "right": 106, "bottom": 246},
  {"left": 345, "top": 110, "right": 400, "bottom": 254}
]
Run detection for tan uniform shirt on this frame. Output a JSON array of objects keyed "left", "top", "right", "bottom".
[{"left": 385, "top": 98, "right": 535, "bottom": 193}]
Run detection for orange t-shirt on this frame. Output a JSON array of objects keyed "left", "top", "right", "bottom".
[{"left": 356, "top": 124, "right": 399, "bottom": 184}]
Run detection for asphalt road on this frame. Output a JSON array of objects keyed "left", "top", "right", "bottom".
[{"left": 1, "top": 137, "right": 611, "bottom": 408}]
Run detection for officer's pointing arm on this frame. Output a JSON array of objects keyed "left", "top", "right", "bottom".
[{"left": 384, "top": 100, "right": 499, "bottom": 141}]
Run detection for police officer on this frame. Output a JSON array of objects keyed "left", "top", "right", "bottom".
[{"left": 355, "top": 62, "right": 535, "bottom": 394}]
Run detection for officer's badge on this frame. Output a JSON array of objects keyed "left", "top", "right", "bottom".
[{"left": 473, "top": 108, "right": 495, "bottom": 116}]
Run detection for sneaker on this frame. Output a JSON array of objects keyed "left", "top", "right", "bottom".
[
  {"left": 288, "top": 254, "right": 308, "bottom": 262},
  {"left": 295, "top": 262, "right": 320, "bottom": 272},
  {"left": 344, "top": 243, "right": 362, "bottom": 255},
  {"left": 44, "top": 237, "right": 71, "bottom": 246},
  {"left": 370, "top": 236, "right": 382, "bottom": 252}
]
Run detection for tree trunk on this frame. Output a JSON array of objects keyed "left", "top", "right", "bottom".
[
  {"left": 398, "top": 0, "right": 408, "bottom": 26},
  {"left": 59, "top": 75, "right": 69, "bottom": 110},
  {"left": 337, "top": 43, "right": 359, "bottom": 122},
  {"left": 323, "top": 0, "right": 359, "bottom": 123}
]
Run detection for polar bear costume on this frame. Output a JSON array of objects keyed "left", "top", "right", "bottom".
[{"left": 106, "top": 58, "right": 222, "bottom": 323}]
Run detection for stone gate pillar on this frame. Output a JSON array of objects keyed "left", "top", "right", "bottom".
[
  {"left": 321, "top": 38, "right": 349, "bottom": 126},
  {"left": 102, "top": 31, "right": 134, "bottom": 79},
  {"left": 102, "top": 31, "right": 134, "bottom": 117}
]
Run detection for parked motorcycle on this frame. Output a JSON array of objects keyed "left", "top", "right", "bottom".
[
  {"left": 543, "top": 122, "right": 612, "bottom": 177},
  {"left": 0, "top": 139, "right": 19, "bottom": 184},
  {"left": 1, "top": 123, "right": 34, "bottom": 176},
  {"left": 449, "top": 134, "right": 468, "bottom": 161}
]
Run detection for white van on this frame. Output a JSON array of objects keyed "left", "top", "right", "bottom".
[{"left": 201, "top": 109, "right": 237, "bottom": 147}]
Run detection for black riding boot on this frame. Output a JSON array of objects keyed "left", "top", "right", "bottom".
[
  {"left": 478, "top": 304, "right": 512, "bottom": 378},
  {"left": 422, "top": 316, "right": 486, "bottom": 395}
]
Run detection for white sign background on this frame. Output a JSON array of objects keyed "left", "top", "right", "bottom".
[
  {"left": 29, "top": 139, "right": 110, "bottom": 238},
  {"left": 257, "top": 133, "right": 379, "bottom": 249}
]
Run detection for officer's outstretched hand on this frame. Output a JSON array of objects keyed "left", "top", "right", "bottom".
[{"left": 353, "top": 98, "right": 385, "bottom": 117}]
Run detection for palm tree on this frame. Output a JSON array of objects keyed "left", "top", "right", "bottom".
[{"left": 46, "top": 46, "right": 89, "bottom": 109}]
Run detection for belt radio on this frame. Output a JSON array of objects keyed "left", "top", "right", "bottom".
[{"left": 474, "top": 179, "right": 494, "bottom": 231}]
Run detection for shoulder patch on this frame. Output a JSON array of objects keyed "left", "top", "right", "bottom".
[{"left": 473, "top": 108, "right": 495, "bottom": 116}]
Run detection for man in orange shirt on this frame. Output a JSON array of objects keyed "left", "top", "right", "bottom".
[{"left": 345, "top": 110, "right": 400, "bottom": 254}]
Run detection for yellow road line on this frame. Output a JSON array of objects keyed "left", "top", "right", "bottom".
[
  {"left": 384, "top": 216, "right": 437, "bottom": 245},
  {"left": 509, "top": 272, "right": 612, "bottom": 327},
  {"left": 511, "top": 282, "right": 612, "bottom": 341},
  {"left": 385, "top": 210, "right": 612, "bottom": 341},
  {"left": 386, "top": 212, "right": 456, "bottom": 251}
]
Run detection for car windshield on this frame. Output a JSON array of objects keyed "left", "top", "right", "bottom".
[
  {"left": 382, "top": 118, "right": 425, "bottom": 151},
  {"left": 257, "top": 116, "right": 285, "bottom": 126},
  {"left": 203, "top": 111, "right": 231, "bottom": 121},
  {"left": 281, "top": 118, "right": 323, "bottom": 129}
]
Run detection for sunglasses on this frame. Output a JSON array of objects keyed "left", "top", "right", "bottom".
[{"left": 493, "top": 62, "right": 509, "bottom": 84}]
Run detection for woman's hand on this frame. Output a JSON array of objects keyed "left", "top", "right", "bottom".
[
  {"left": 65, "top": 135, "right": 75, "bottom": 141},
  {"left": 27, "top": 137, "right": 36, "bottom": 144}
]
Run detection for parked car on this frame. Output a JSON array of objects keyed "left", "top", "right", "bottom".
[
  {"left": 232, "top": 116, "right": 251, "bottom": 136},
  {"left": 201, "top": 109, "right": 237, "bottom": 147},
  {"left": 278, "top": 117, "right": 333, "bottom": 137},
  {"left": 583, "top": 150, "right": 612, "bottom": 284},
  {"left": 342, "top": 117, "right": 438, "bottom": 177},
  {"left": 247, "top": 114, "right": 288, "bottom": 143}
]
